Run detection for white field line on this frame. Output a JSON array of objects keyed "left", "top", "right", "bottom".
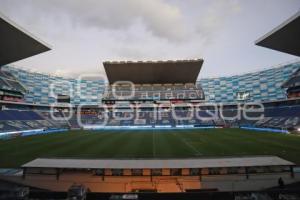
[{"left": 172, "top": 132, "right": 202, "bottom": 156}]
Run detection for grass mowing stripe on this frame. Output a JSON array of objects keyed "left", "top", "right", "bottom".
[
  {"left": 152, "top": 129, "right": 156, "bottom": 157},
  {"left": 112, "top": 131, "right": 149, "bottom": 158},
  {"left": 0, "top": 133, "right": 91, "bottom": 167},
  {"left": 1, "top": 128, "right": 300, "bottom": 168},
  {"left": 73, "top": 131, "right": 125, "bottom": 158},
  {"left": 222, "top": 129, "right": 300, "bottom": 152},
  {"left": 154, "top": 129, "right": 198, "bottom": 157},
  {"left": 41, "top": 132, "right": 113, "bottom": 157},
  {"left": 171, "top": 130, "right": 202, "bottom": 156}
]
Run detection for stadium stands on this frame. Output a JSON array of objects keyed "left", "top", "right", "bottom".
[
  {"left": 250, "top": 105, "right": 300, "bottom": 130},
  {"left": 1, "top": 101, "right": 299, "bottom": 135},
  {"left": 1, "top": 66, "right": 105, "bottom": 105},
  {"left": 0, "top": 68, "right": 26, "bottom": 102},
  {"left": 282, "top": 68, "right": 300, "bottom": 98},
  {"left": 1, "top": 61, "right": 299, "bottom": 105},
  {"left": 201, "top": 62, "right": 300, "bottom": 103},
  {"left": 0, "top": 61, "right": 299, "bottom": 134},
  {"left": 59, "top": 97, "right": 299, "bottom": 131},
  {"left": 0, "top": 109, "right": 68, "bottom": 138},
  {"left": 103, "top": 83, "right": 204, "bottom": 101},
  {"left": 38, "top": 111, "right": 70, "bottom": 129}
]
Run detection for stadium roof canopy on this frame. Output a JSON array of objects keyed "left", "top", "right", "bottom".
[
  {"left": 22, "top": 156, "right": 294, "bottom": 169},
  {"left": 255, "top": 11, "right": 300, "bottom": 56},
  {"left": 0, "top": 13, "right": 51, "bottom": 66},
  {"left": 103, "top": 59, "right": 203, "bottom": 84}
]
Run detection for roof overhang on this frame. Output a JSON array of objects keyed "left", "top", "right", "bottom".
[
  {"left": 255, "top": 11, "right": 300, "bottom": 56},
  {"left": 22, "top": 156, "right": 294, "bottom": 169},
  {"left": 103, "top": 59, "right": 203, "bottom": 84},
  {"left": 0, "top": 13, "right": 51, "bottom": 66}
]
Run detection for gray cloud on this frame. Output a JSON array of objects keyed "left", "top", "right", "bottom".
[
  {"left": 195, "top": 0, "right": 241, "bottom": 45},
  {"left": 1, "top": 0, "right": 187, "bottom": 42},
  {"left": 0, "top": 0, "right": 298, "bottom": 78}
]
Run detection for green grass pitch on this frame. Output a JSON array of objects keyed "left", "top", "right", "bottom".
[{"left": 1, "top": 128, "right": 300, "bottom": 168}]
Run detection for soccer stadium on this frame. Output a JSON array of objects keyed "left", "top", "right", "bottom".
[{"left": 0, "top": 3, "right": 300, "bottom": 200}]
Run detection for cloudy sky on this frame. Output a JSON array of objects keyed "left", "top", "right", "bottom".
[{"left": 0, "top": 0, "right": 299, "bottom": 78}]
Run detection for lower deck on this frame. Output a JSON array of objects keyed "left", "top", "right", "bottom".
[{"left": 2, "top": 172, "right": 299, "bottom": 192}]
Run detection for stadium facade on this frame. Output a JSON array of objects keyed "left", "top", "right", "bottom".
[
  {"left": 201, "top": 62, "right": 300, "bottom": 103},
  {"left": 2, "top": 61, "right": 300, "bottom": 105},
  {"left": 1, "top": 65, "right": 105, "bottom": 105}
]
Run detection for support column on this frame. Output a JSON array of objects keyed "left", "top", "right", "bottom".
[
  {"left": 56, "top": 168, "right": 60, "bottom": 180},
  {"left": 22, "top": 168, "right": 26, "bottom": 180},
  {"left": 290, "top": 166, "right": 294, "bottom": 178},
  {"left": 245, "top": 167, "right": 249, "bottom": 179}
]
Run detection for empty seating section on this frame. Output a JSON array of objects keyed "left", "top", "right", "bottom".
[
  {"left": 0, "top": 70, "right": 15, "bottom": 79},
  {"left": 67, "top": 104, "right": 300, "bottom": 130},
  {"left": 0, "top": 104, "right": 299, "bottom": 134},
  {"left": 0, "top": 110, "right": 42, "bottom": 133},
  {"left": 39, "top": 111, "right": 70, "bottom": 128},
  {"left": 265, "top": 105, "right": 300, "bottom": 117},
  {"left": 0, "top": 110, "right": 67, "bottom": 136},
  {"left": 5, "top": 79, "right": 26, "bottom": 92},
  {"left": 103, "top": 83, "right": 204, "bottom": 100},
  {"left": 0, "top": 70, "right": 26, "bottom": 93},
  {"left": 0, "top": 77, "right": 10, "bottom": 90},
  {"left": 0, "top": 110, "right": 42, "bottom": 120},
  {"left": 250, "top": 105, "right": 300, "bottom": 129},
  {"left": 69, "top": 109, "right": 223, "bottom": 128}
]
